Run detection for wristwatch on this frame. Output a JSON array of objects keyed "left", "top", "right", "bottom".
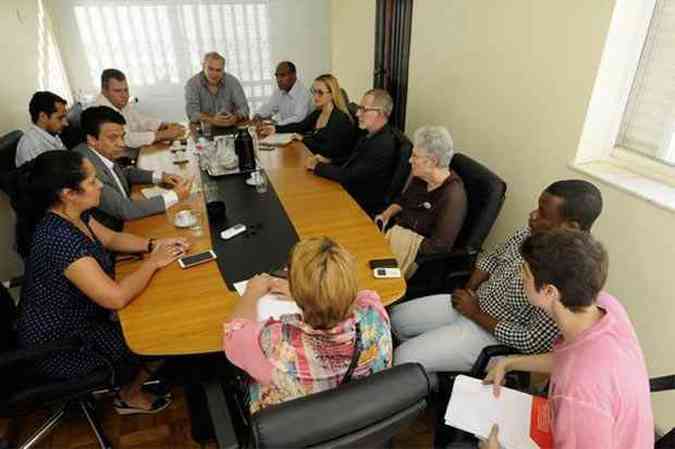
[{"left": 147, "top": 238, "right": 157, "bottom": 253}]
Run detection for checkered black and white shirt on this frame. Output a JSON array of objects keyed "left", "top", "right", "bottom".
[{"left": 475, "top": 226, "right": 559, "bottom": 354}]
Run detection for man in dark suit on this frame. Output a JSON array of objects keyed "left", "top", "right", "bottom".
[
  {"left": 304, "top": 89, "right": 398, "bottom": 216},
  {"left": 74, "top": 106, "right": 191, "bottom": 230}
]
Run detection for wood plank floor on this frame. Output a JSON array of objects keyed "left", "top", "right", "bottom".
[{"left": 5, "top": 387, "right": 432, "bottom": 448}]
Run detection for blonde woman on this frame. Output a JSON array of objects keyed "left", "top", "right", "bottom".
[
  {"left": 263, "top": 74, "right": 356, "bottom": 163},
  {"left": 223, "top": 237, "right": 392, "bottom": 413}
]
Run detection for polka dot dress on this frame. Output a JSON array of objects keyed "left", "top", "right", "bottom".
[{"left": 16, "top": 211, "right": 137, "bottom": 379}]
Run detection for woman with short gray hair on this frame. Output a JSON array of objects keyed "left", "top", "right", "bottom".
[{"left": 375, "top": 126, "right": 467, "bottom": 278}]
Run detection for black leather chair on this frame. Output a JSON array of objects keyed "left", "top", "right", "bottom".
[
  {"left": 239, "top": 363, "right": 434, "bottom": 449},
  {"left": 0, "top": 284, "right": 115, "bottom": 449},
  {"left": 0, "top": 130, "right": 23, "bottom": 173},
  {"left": 384, "top": 127, "right": 413, "bottom": 206},
  {"left": 407, "top": 153, "right": 507, "bottom": 298},
  {"left": 61, "top": 101, "right": 85, "bottom": 150}
]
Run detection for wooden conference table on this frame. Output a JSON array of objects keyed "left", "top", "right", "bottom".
[{"left": 116, "top": 140, "right": 406, "bottom": 357}]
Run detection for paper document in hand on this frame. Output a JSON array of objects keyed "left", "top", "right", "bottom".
[
  {"left": 260, "top": 133, "right": 294, "bottom": 146},
  {"left": 444, "top": 375, "right": 552, "bottom": 449},
  {"left": 141, "top": 186, "right": 170, "bottom": 198},
  {"left": 233, "top": 280, "right": 302, "bottom": 321}
]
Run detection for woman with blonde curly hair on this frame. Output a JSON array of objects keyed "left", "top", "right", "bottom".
[
  {"left": 262, "top": 74, "right": 357, "bottom": 164},
  {"left": 223, "top": 237, "right": 392, "bottom": 413}
]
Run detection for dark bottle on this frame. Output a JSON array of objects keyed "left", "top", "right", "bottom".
[{"left": 235, "top": 126, "right": 256, "bottom": 171}]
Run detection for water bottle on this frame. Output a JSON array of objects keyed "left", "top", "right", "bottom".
[{"left": 235, "top": 126, "right": 256, "bottom": 171}]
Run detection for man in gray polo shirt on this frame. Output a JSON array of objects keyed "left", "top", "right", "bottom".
[{"left": 184, "top": 51, "right": 250, "bottom": 127}]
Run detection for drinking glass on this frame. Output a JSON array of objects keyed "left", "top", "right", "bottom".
[{"left": 255, "top": 170, "right": 268, "bottom": 194}]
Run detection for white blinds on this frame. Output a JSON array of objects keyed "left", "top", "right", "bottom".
[
  {"left": 47, "top": 0, "right": 331, "bottom": 122},
  {"left": 71, "top": 1, "right": 273, "bottom": 112},
  {"left": 618, "top": 0, "right": 675, "bottom": 163}
]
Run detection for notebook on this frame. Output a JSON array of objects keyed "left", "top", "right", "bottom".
[{"left": 233, "top": 280, "right": 303, "bottom": 321}]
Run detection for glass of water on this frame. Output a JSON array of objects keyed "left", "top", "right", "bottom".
[{"left": 255, "top": 170, "right": 267, "bottom": 194}]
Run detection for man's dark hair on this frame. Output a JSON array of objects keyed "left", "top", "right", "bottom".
[
  {"left": 521, "top": 229, "right": 608, "bottom": 310},
  {"left": 101, "top": 68, "right": 127, "bottom": 89},
  {"left": 278, "top": 61, "right": 296, "bottom": 74},
  {"left": 29, "top": 91, "right": 67, "bottom": 124},
  {"left": 81, "top": 106, "right": 126, "bottom": 139},
  {"left": 544, "top": 180, "right": 603, "bottom": 231}
]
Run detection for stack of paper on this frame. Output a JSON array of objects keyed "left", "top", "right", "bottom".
[
  {"left": 233, "top": 280, "right": 303, "bottom": 321},
  {"left": 141, "top": 186, "right": 170, "bottom": 198},
  {"left": 444, "top": 375, "right": 552, "bottom": 449},
  {"left": 259, "top": 133, "right": 294, "bottom": 146}
]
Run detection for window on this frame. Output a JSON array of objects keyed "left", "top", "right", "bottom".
[
  {"left": 38, "top": 0, "right": 73, "bottom": 104},
  {"left": 616, "top": 0, "right": 675, "bottom": 165},
  {"left": 72, "top": 1, "right": 274, "bottom": 112}
]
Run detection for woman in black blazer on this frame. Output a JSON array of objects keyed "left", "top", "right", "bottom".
[{"left": 267, "top": 74, "right": 356, "bottom": 164}]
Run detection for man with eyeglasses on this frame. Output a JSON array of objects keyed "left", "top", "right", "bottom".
[
  {"left": 305, "top": 88, "right": 399, "bottom": 216},
  {"left": 254, "top": 61, "right": 312, "bottom": 126}
]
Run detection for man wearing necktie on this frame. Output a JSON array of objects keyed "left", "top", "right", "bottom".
[{"left": 74, "top": 106, "right": 191, "bottom": 231}]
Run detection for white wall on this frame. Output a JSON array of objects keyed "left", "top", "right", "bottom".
[
  {"left": 330, "top": 0, "right": 375, "bottom": 103},
  {"left": 0, "top": 0, "right": 38, "bottom": 281},
  {"left": 332, "top": 0, "right": 674, "bottom": 432}
]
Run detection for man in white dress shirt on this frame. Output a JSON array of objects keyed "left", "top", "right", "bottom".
[
  {"left": 254, "top": 61, "right": 313, "bottom": 126},
  {"left": 15, "top": 91, "right": 68, "bottom": 167},
  {"left": 95, "top": 69, "right": 185, "bottom": 148}
]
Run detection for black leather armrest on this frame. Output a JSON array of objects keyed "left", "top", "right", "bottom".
[
  {"left": 650, "top": 375, "right": 675, "bottom": 393},
  {"left": 469, "top": 345, "right": 522, "bottom": 378},
  {"left": 0, "top": 336, "right": 83, "bottom": 368}
]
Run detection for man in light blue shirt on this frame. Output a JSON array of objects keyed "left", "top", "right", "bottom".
[
  {"left": 254, "top": 61, "right": 313, "bottom": 126},
  {"left": 15, "top": 91, "right": 68, "bottom": 167}
]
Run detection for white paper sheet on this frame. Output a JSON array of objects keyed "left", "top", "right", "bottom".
[
  {"left": 233, "top": 280, "right": 302, "bottom": 321},
  {"left": 445, "top": 375, "right": 544, "bottom": 449},
  {"left": 259, "top": 133, "right": 294, "bottom": 146}
]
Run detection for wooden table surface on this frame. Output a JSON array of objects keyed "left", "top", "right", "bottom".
[{"left": 116, "top": 141, "right": 406, "bottom": 356}]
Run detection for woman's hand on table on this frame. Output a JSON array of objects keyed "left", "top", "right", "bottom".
[
  {"left": 243, "top": 273, "right": 273, "bottom": 300},
  {"left": 269, "top": 278, "right": 291, "bottom": 297},
  {"left": 156, "top": 237, "right": 190, "bottom": 254},
  {"left": 148, "top": 241, "right": 186, "bottom": 269}
]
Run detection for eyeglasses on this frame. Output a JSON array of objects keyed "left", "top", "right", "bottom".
[
  {"left": 356, "top": 105, "right": 383, "bottom": 114},
  {"left": 310, "top": 88, "right": 329, "bottom": 97}
]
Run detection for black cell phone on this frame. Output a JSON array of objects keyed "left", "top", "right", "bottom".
[
  {"left": 178, "top": 250, "right": 217, "bottom": 269},
  {"left": 368, "top": 258, "right": 398, "bottom": 269},
  {"left": 270, "top": 267, "right": 289, "bottom": 279}
]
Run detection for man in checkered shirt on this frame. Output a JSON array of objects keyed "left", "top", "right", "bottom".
[{"left": 390, "top": 180, "right": 603, "bottom": 371}]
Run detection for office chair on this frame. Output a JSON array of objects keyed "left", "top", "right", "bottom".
[
  {"left": 244, "top": 363, "right": 435, "bottom": 449},
  {"left": 0, "top": 130, "right": 22, "bottom": 173},
  {"left": 407, "top": 153, "right": 507, "bottom": 299},
  {"left": 384, "top": 127, "right": 413, "bottom": 206},
  {"left": 61, "top": 101, "right": 85, "bottom": 150},
  {"left": 0, "top": 283, "right": 116, "bottom": 449}
]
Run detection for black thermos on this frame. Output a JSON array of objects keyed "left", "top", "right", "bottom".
[{"left": 235, "top": 127, "right": 256, "bottom": 171}]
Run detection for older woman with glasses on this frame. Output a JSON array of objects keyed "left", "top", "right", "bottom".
[
  {"left": 261, "top": 74, "right": 356, "bottom": 164},
  {"left": 375, "top": 126, "right": 467, "bottom": 278}
]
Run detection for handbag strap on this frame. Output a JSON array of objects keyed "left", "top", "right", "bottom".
[{"left": 341, "top": 323, "right": 362, "bottom": 385}]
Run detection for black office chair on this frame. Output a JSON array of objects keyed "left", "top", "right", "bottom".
[
  {"left": 61, "top": 101, "right": 85, "bottom": 150},
  {"left": 0, "top": 130, "right": 23, "bottom": 173},
  {"left": 407, "top": 153, "right": 507, "bottom": 298},
  {"left": 0, "top": 284, "right": 116, "bottom": 449},
  {"left": 216, "top": 363, "right": 434, "bottom": 449},
  {"left": 384, "top": 127, "right": 413, "bottom": 206}
]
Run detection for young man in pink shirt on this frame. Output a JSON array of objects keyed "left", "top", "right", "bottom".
[{"left": 482, "top": 229, "right": 653, "bottom": 449}]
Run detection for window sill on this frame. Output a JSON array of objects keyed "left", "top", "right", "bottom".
[{"left": 569, "top": 159, "right": 675, "bottom": 213}]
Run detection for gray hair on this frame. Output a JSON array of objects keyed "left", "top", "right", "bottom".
[
  {"left": 413, "top": 126, "right": 455, "bottom": 168},
  {"left": 364, "top": 88, "right": 394, "bottom": 117},
  {"left": 203, "top": 51, "right": 225, "bottom": 64}
]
